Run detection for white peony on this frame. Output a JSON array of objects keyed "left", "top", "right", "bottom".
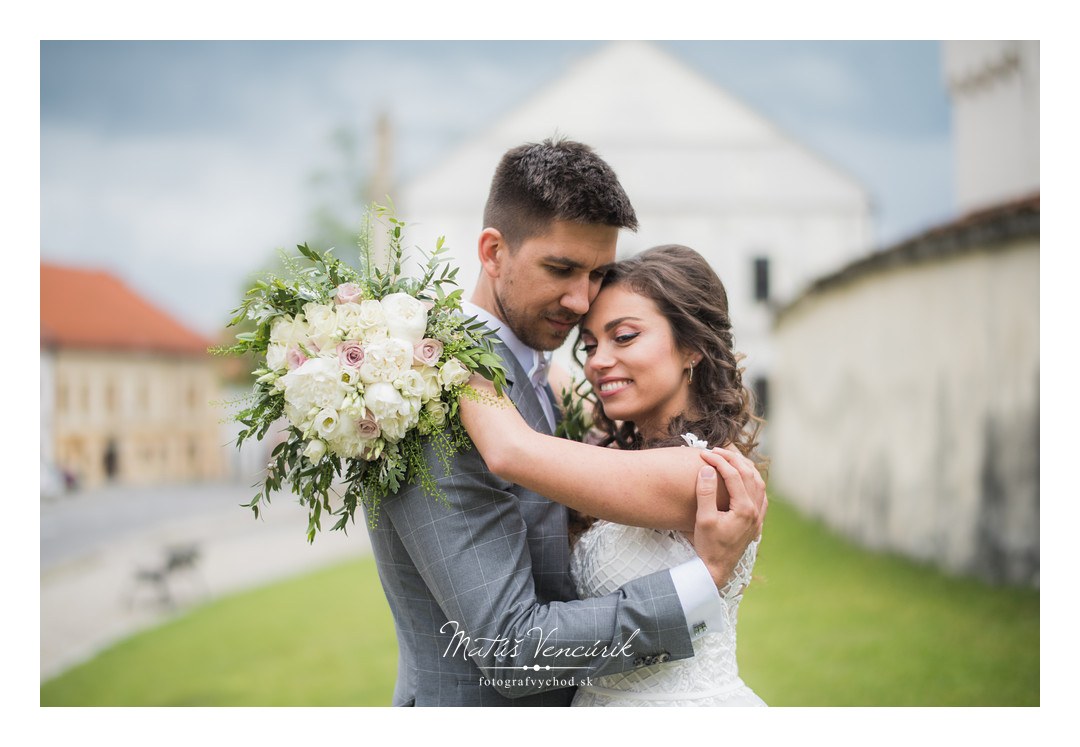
[
  {"left": 279, "top": 357, "right": 349, "bottom": 430},
  {"left": 439, "top": 358, "right": 471, "bottom": 389},
  {"left": 364, "top": 381, "right": 406, "bottom": 421},
  {"left": 360, "top": 338, "right": 413, "bottom": 384},
  {"left": 338, "top": 300, "right": 388, "bottom": 343},
  {"left": 379, "top": 412, "right": 411, "bottom": 443},
  {"left": 381, "top": 293, "right": 429, "bottom": 345}
]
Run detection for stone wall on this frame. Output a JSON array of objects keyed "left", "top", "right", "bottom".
[{"left": 769, "top": 205, "right": 1039, "bottom": 585}]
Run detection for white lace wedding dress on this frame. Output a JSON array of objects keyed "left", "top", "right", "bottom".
[{"left": 569, "top": 440, "right": 765, "bottom": 706}]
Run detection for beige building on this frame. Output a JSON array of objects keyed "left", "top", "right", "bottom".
[
  {"left": 768, "top": 42, "right": 1039, "bottom": 585},
  {"left": 41, "top": 263, "right": 227, "bottom": 489}
]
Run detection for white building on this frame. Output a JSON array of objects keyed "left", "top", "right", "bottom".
[
  {"left": 943, "top": 41, "right": 1039, "bottom": 213},
  {"left": 398, "top": 41, "right": 873, "bottom": 408}
]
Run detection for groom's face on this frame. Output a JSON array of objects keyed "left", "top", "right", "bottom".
[{"left": 492, "top": 220, "right": 618, "bottom": 351}]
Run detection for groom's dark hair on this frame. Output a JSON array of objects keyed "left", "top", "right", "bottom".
[{"left": 483, "top": 137, "right": 638, "bottom": 249}]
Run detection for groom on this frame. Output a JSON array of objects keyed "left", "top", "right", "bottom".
[{"left": 364, "top": 138, "right": 766, "bottom": 706}]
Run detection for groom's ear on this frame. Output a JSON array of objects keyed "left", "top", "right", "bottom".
[{"left": 478, "top": 228, "right": 507, "bottom": 278}]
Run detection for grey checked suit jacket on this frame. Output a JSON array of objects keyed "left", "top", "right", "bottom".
[{"left": 363, "top": 335, "right": 694, "bottom": 706}]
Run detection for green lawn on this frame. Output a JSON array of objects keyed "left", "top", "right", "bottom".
[
  {"left": 738, "top": 500, "right": 1039, "bottom": 705},
  {"left": 41, "top": 498, "right": 1038, "bottom": 706},
  {"left": 41, "top": 558, "right": 399, "bottom": 706}
]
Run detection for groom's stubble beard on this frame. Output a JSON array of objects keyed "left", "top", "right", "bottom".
[{"left": 493, "top": 286, "right": 579, "bottom": 352}]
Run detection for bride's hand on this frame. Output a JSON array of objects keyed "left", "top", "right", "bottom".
[{"left": 698, "top": 447, "right": 767, "bottom": 540}]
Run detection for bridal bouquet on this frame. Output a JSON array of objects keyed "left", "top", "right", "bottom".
[{"left": 218, "top": 205, "right": 507, "bottom": 541}]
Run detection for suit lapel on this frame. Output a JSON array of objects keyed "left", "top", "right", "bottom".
[{"left": 490, "top": 338, "right": 553, "bottom": 437}]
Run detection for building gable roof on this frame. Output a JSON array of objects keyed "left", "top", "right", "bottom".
[
  {"left": 404, "top": 41, "right": 870, "bottom": 213},
  {"left": 40, "top": 263, "right": 211, "bottom": 355}
]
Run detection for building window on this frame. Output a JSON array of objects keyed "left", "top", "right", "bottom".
[
  {"left": 752, "top": 377, "right": 769, "bottom": 419},
  {"left": 753, "top": 257, "right": 770, "bottom": 303}
]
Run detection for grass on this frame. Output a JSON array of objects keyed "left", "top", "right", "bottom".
[
  {"left": 738, "top": 500, "right": 1039, "bottom": 705},
  {"left": 40, "top": 558, "right": 399, "bottom": 706},
  {"left": 41, "top": 498, "right": 1038, "bottom": 706}
]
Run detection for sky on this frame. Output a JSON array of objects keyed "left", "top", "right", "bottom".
[{"left": 40, "top": 40, "right": 954, "bottom": 337}]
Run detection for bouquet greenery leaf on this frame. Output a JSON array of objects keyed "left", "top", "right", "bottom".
[{"left": 215, "top": 204, "right": 507, "bottom": 541}]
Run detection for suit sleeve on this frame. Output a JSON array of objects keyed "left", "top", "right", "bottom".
[{"left": 380, "top": 441, "right": 695, "bottom": 699}]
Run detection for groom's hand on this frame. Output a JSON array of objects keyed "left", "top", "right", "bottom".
[{"left": 693, "top": 448, "right": 767, "bottom": 588}]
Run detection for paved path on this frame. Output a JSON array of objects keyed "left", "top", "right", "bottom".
[{"left": 40, "top": 480, "right": 371, "bottom": 681}]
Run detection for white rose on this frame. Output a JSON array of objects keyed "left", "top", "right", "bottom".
[
  {"left": 303, "top": 439, "right": 327, "bottom": 463},
  {"left": 439, "top": 358, "right": 471, "bottom": 390},
  {"left": 270, "top": 314, "right": 308, "bottom": 348},
  {"left": 279, "top": 358, "right": 349, "bottom": 429},
  {"left": 303, "top": 301, "right": 339, "bottom": 352},
  {"left": 360, "top": 338, "right": 413, "bottom": 384},
  {"left": 398, "top": 369, "right": 426, "bottom": 399},
  {"left": 338, "top": 300, "right": 388, "bottom": 342},
  {"left": 419, "top": 366, "right": 442, "bottom": 402},
  {"left": 324, "top": 416, "right": 361, "bottom": 457},
  {"left": 424, "top": 400, "right": 449, "bottom": 430},
  {"left": 380, "top": 293, "right": 429, "bottom": 345},
  {"left": 364, "top": 381, "right": 406, "bottom": 421},
  {"left": 266, "top": 343, "right": 287, "bottom": 372}
]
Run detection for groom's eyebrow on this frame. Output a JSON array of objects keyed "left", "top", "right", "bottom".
[{"left": 542, "top": 255, "right": 614, "bottom": 273}]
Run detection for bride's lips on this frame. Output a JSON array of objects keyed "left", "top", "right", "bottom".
[{"left": 595, "top": 377, "right": 633, "bottom": 398}]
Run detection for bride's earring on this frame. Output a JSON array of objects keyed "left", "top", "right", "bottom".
[{"left": 688, "top": 362, "right": 694, "bottom": 383}]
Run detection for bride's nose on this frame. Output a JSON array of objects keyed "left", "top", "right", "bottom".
[{"left": 586, "top": 344, "right": 615, "bottom": 372}]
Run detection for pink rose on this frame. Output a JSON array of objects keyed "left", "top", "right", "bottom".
[
  {"left": 337, "top": 341, "right": 365, "bottom": 369},
  {"left": 356, "top": 410, "right": 381, "bottom": 440},
  {"left": 285, "top": 347, "right": 308, "bottom": 370},
  {"left": 413, "top": 338, "right": 444, "bottom": 366},
  {"left": 334, "top": 283, "right": 364, "bottom": 305}
]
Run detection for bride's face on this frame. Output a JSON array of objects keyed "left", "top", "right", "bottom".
[{"left": 580, "top": 284, "right": 696, "bottom": 441}]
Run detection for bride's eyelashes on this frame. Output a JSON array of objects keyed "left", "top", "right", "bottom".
[{"left": 580, "top": 331, "right": 640, "bottom": 357}]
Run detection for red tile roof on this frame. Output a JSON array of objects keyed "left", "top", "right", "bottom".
[{"left": 40, "top": 263, "right": 211, "bottom": 356}]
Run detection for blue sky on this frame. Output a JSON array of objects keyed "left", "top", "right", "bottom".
[{"left": 40, "top": 40, "right": 953, "bottom": 335}]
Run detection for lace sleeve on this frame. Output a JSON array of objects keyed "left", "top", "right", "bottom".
[{"left": 680, "top": 432, "right": 757, "bottom": 601}]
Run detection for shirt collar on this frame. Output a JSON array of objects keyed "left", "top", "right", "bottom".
[{"left": 462, "top": 301, "right": 552, "bottom": 388}]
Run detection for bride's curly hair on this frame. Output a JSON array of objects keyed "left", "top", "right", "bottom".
[{"left": 579, "top": 244, "right": 767, "bottom": 473}]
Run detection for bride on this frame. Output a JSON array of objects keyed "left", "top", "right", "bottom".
[{"left": 461, "top": 244, "right": 767, "bottom": 706}]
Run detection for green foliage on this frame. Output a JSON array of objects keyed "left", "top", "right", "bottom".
[{"left": 554, "top": 377, "right": 595, "bottom": 442}]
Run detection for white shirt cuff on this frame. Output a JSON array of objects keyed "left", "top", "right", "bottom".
[{"left": 668, "top": 558, "right": 726, "bottom": 640}]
